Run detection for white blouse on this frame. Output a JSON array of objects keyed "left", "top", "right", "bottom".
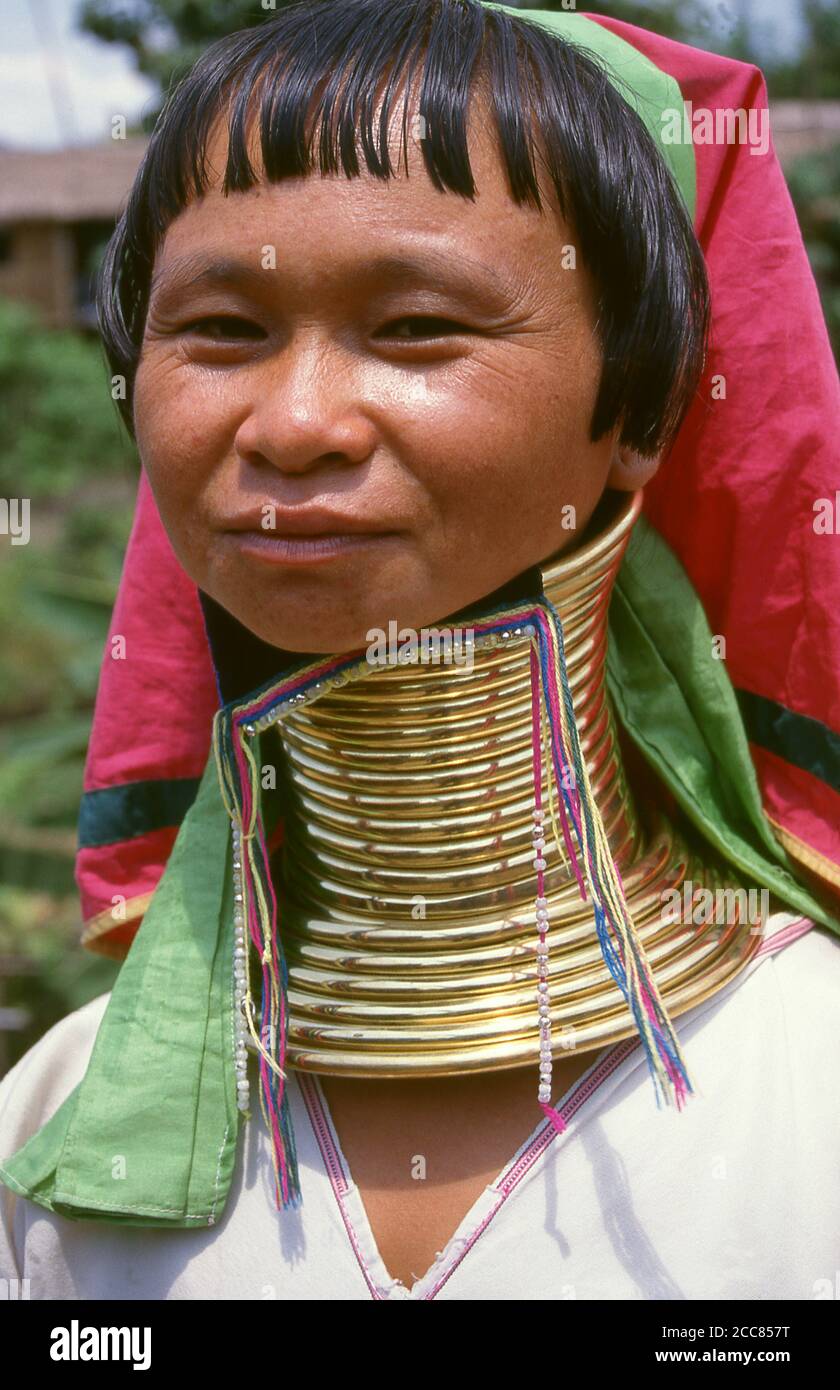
[{"left": 1, "top": 909, "right": 839, "bottom": 1301}]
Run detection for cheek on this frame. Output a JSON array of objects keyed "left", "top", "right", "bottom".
[
  {"left": 133, "top": 355, "right": 236, "bottom": 548},
  {"left": 408, "top": 342, "right": 610, "bottom": 567}
]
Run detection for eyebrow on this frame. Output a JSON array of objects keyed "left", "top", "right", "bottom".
[
  {"left": 360, "top": 251, "right": 520, "bottom": 308},
  {"left": 150, "top": 255, "right": 269, "bottom": 299},
  {"left": 149, "top": 248, "right": 522, "bottom": 312}
]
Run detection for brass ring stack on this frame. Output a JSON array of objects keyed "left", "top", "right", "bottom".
[{"left": 271, "top": 491, "right": 761, "bottom": 1076}]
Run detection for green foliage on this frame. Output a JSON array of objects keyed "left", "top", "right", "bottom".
[
  {"left": 786, "top": 142, "right": 840, "bottom": 356},
  {"left": 767, "top": 0, "right": 840, "bottom": 100},
  {"left": 0, "top": 490, "right": 136, "bottom": 843},
  {"left": 0, "top": 301, "right": 134, "bottom": 1065},
  {"left": 536, "top": 0, "right": 721, "bottom": 44},
  {"left": 0, "top": 298, "right": 132, "bottom": 499},
  {"left": 0, "top": 887, "right": 119, "bottom": 1071},
  {"left": 79, "top": 0, "right": 275, "bottom": 96},
  {"left": 0, "top": 296, "right": 136, "bottom": 907}
]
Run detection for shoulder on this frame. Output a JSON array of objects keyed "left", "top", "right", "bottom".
[
  {"left": 756, "top": 914, "right": 840, "bottom": 1003},
  {"left": 765, "top": 917, "right": 840, "bottom": 1037},
  {"left": 0, "top": 992, "right": 111, "bottom": 1160},
  {"left": 666, "top": 911, "right": 840, "bottom": 1092},
  {"left": 711, "top": 913, "right": 840, "bottom": 1072},
  {"left": 0, "top": 993, "right": 112, "bottom": 1282}
]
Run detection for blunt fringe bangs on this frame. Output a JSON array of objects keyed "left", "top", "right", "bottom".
[{"left": 97, "top": 0, "right": 710, "bottom": 456}]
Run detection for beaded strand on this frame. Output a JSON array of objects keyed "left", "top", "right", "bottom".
[{"left": 231, "top": 821, "right": 251, "bottom": 1114}]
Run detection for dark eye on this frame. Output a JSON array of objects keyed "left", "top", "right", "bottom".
[
  {"left": 375, "top": 316, "right": 470, "bottom": 340},
  {"left": 183, "top": 316, "right": 266, "bottom": 340}
]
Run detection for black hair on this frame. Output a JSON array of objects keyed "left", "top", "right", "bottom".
[{"left": 97, "top": 0, "right": 710, "bottom": 456}]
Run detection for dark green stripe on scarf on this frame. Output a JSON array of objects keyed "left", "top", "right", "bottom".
[
  {"left": 736, "top": 689, "right": 840, "bottom": 796},
  {"left": 78, "top": 778, "right": 202, "bottom": 848}
]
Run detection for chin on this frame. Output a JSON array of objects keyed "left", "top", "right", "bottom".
[
  {"left": 225, "top": 598, "right": 382, "bottom": 656},
  {"left": 243, "top": 615, "right": 370, "bottom": 655},
  {"left": 208, "top": 551, "right": 432, "bottom": 656}
]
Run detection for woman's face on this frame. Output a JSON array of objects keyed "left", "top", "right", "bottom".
[{"left": 134, "top": 95, "right": 635, "bottom": 653}]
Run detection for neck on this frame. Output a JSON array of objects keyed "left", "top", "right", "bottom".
[{"left": 268, "top": 490, "right": 759, "bottom": 1077}]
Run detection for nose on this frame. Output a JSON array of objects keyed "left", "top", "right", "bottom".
[{"left": 233, "top": 335, "right": 379, "bottom": 478}]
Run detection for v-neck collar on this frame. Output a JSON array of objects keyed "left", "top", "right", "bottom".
[
  {"left": 295, "top": 1042, "right": 638, "bottom": 1300},
  {"left": 292, "top": 914, "right": 813, "bottom": 1299}
]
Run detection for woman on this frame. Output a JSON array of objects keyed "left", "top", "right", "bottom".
[{"left": 1, "top": 0, "right": 839, "bottom": 1301}]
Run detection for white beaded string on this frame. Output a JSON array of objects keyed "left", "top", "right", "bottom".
[
  {"left": 535, "top": 817, "right": 553, "bottom": 1104},
  {"left": 519, "top": 618, "right": 554, "bottom": 1108},
  {"left": 231, "top": 821, "right": 251, "bottom": 1113}
]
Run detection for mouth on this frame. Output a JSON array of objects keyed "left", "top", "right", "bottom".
[{"left": 219, "top": 508, "right": 402, "bottom": 567}]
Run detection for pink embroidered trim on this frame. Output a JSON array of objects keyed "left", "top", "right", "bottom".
[
  {"left": 424, "top": 1041, "right": 636, "bottom": 1299},
  {"left": 297, "top": 1075, "right": 384, "bottom": 1300},
  {"left": 754, "top": 915, "right": 813, "bottom": 959},
  {"left": 298, "top": 1042, "right": 631, "bottom": 1301},
  {"left": 424, "top": 919, "right": 817, "bottom": 1298},
  {"left": 296, "top": 916, "right": 815, "bottom": 1300}
]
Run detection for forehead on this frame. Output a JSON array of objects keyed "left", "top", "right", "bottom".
[{"left": 150, "top": 78, "right": 572, "bottom": 289}]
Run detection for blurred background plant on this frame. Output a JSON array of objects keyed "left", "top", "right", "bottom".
[
  {"left": 786, "top": 142, "right": 840, "bottom": 351},
  {"left": 0, "top": 0, "right": 837, "bottom": 1070},
  {"left": 0, "top": 296, "right": 137, "bottom": 1069}
]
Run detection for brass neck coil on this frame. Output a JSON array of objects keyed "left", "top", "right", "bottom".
[{"left": 272, "top": 491, "right": 761, "bottom": 1076}]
